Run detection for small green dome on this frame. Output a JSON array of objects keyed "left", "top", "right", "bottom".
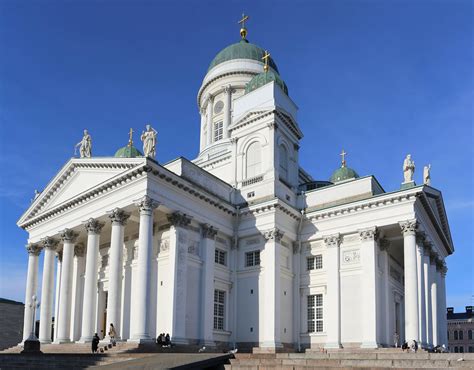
[
  {"left": 208, "top": 39, "right": 279, "bottom": 73},
  {"left": 245, "top": 70, "right": 289, "bottom": 95},
  {"left": 114, "top": 145, "right": 142, "bottom": 158},
  {"left": 330, "top": 166, "right": 359, "bottom": 183}
]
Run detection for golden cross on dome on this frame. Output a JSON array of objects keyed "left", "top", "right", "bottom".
[
  {"left": 128, "top": 128, "right": 134, "bottom": 147},
  {"left": 340, "top": 149, "right": 347, "bottom": 167},
  {"left": 262, "top": 50, "right": 271, "bottom": 72},
  {"left": 238, "top": 13, "right": 249, "bottom": 39}
]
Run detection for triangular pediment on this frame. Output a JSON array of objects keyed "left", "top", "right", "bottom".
[{"left": 18, "top": 157, "right": 146, "bottom": 226}]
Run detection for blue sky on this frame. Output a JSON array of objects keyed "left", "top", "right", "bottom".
[{"left": 0, "top": 0, "right": 472, "bottom": 310}]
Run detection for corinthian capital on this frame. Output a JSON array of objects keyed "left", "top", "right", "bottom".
[
  {"left": 41, "top": 237, "right": 58, "bottom": 250},
  {"left": 323, "top": 234, "right": 341, "bottom": 248},
  {"left": 84, "top": 218, "right": 104, "bottom": 235},
  {"left": 201, "top": 223, "right": 218, "bottom": 239},
  {"left": 399, "top": 220, "right": 418, "bottom": 236},
  {"left": 74, "top": 244, "right": 85, "bottom": 257},
  {"left": 60, "top": 228, "right": 78, "bottom": 243},
  {"left": 108, "top": 208, "right": 131, "bottom": 226},
  {"left": 359, "top": 227, "right": 378, "bottom": 242},
  {"left": 167, "top": 211, "right": 192, "bottom": 228},
  {"left": 416, "top": 231, "right": 426, "bottom": 245},
  {"left": 25, "top": 243, "right": 41, "bottom": 256},
  {"left": 263, "top": 228, "right": 284, "bottom": 242},
  {"left": 135, "top": 195, "right": 159, "bottom": 214}
]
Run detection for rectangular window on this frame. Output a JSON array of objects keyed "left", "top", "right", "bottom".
[
  {"left": 245, "top": 250, "right": 260, "bottom": 267},
  {"left": 214, "top": 249, "right": 227, "bottom": 266},
  {"left": 460, "top": 330, "right": 464, "bottom": 340},
  {"left": 307, "top": 294, "right": 323, "bottom": 333},
  {"left": 307, "top": 255, "right": 323, "bottom": 271},
  {"left": 213, "top": 289, "right": 225, "bottom": 330},
  {"left": 214, "top": 121, "right": 223, "bottom": 142}
]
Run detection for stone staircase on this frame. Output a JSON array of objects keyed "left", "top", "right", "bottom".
[{"left": 225, "top": 349, "right": 474, "bottom": 369}]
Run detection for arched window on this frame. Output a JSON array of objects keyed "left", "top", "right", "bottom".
[
  {"left": 246, "top": 142, "right": 261, "bottom": 178},
  {"left": 468, "top": 329, "right": 473, "bottom": 340},
  {"left": 279, "top": 144, "right": 288, "bottom": 181},
  {"left": 454, "top": 330, "right": 458, "bottom": 340}
]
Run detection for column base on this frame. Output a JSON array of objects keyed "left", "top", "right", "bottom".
[
  {"left": 39, "top": 339, "right": 52, "bottom": 344},
  {"left": 260, "top": 340, "right": 283, "bottom": 349},
  {"left": 324, "top": 342, "right": 343, "bottom": 349},
  {"left": 54, "top": 338, "right": 72, "bottom": 344},
  {"left": 127, "top": 337, "right": 154, "bottom": 344},
  {"left": 361, "top": 341, "right": 380, "bottom": 349},
  {"left": 77, "top": 336, "right": 93, "bottom": 343}
]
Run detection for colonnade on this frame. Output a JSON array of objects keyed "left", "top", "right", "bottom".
[{"left": 22, "top": 195, "right": 223, "bottom": 345}]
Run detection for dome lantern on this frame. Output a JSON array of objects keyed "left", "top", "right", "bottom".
[{"left": 329, "top": 149, "right": 360, "bottom": 183}]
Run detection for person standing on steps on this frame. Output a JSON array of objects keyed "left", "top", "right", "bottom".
[
  {"left": 109, "top": 323, "right": 117, "bottom": 346},
  {"left": 92, "top": 333, "right": 100, "bottom": 353}
]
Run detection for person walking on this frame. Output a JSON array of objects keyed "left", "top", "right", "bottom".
[{"left": 109, "top": 323, "right": 117, "bottom": 345}]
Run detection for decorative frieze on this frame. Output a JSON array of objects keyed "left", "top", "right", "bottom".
[
  {"left": 399, "top": 220, "right": 418, "bottom": 236},
  {"left": 323, "top": 234, "right": 341, "bottom": 248},
  {"left": 60, "top": 228, "right": 78, "bottom": 243},
  {"left": 167, "top": 212, "right": 192, "bottom": 228},
  {"left": 25, "top": 243, "right": 41, "bottom": 256},
  {"left": 201, "top": 224, "right": 218, "bottom": 239},
  {"left": 108, "top": 208, "right": 130, "bottom": 225},
  {"left": 342, "top": 249, "right": 360, "bottom": 264},
  {"left": 41, "top": 237, "right": 58, "bottom": 250},
  {"left": 84, "top": 218, "right": 104, "bottom": 235},
  {"left": 135, "top": 195, "right": 159, "bottom": 214},
  {"left": 358, "top": 227, "right": 378, "bottom": 242},
  {"left": 263, "top": 228, "right": 284, "bottom": 242},
  {"left": 379, "top": 237, "right": 391, "bottom": 252},
  {"left": 74, "top": 244, "right": 85, "bottom": 257}
]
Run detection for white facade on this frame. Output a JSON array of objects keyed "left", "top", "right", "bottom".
[{"left": 17, "top": 33, "right": 453, "bottom": 351}]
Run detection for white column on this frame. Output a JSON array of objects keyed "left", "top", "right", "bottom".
[
  {"left": 70, "top": 244, "right": 85, "bottom": 342},
  {"left": 416, "top": 232, "right": 427, "bottom": 347},
  {"left": 429, "top": 253, "right": 438, "bottom": 346},
  {"left": 130, "top": 196, "right": 159, "bottom": 342},
  {"left": 199, "top": 108, "right": 206, "bottom": 152},
  {"left": 39, "top": 237, "right": 58, "bottom": 343},
  {"left": 262, "top": 228, "right": 284, "bottom": 349},
  {"left": 167, "top": 212, "right": 192, "bottom": 344},
  {"left": 359, "top": 227, "right": 380, "bottom": 348},
  {"left": 324, "top": 234, "right": 342, "bottom": 348},
  {"left": 379, "top": 237, "right": 392, "bottom": 346},
  {"left": 400, "top": 220, "right": 420, "bottom": 343},
  {"left": 56, "top": 229, "right": 78, "bottom": 343},
  {"left": 106, "top": 208, "right": 130, "bottom": 340},
  {"left": 206, "top": 94, "right": 213, "bottom": 146},
  {"left": 53, "top": 251, "right": 62, "bottom": 341},
  {"left": 223, "top": 85, "right": 232, "bottom": 139},
  {"left": 423, "top": 241, "right": 433, "bottom": 347},
  {"left": 22, "top": 243, "right": 41, "bottom": 342},
  {"left": 438, "top": 262, "right": 448, "bottom": 346},
  {"left": 79, "top": 218, "right": 104, "bottom": 342},
  {"left": 201, "top": 224, "right": 218, "bottom": 346}
]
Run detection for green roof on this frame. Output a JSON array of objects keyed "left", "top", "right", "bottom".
[
  {"left": 245, "top": 70, "right": 288, "bottom": 95},
  {"left": 208, "top": 39, "right": 279, "bottom": 73},
  {"left": 330, "top": 166, "right": 359, "bottom": 183},
  {"left": 114, "top": 145, "right": 142, "bottom": 158}
]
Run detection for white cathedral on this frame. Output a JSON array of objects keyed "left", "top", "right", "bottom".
[{"left": 17, "top": 20, "right": 453, "bottom": 352}]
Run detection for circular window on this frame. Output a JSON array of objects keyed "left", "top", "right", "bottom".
[{"left": 214, "top": 100, "right": 224, "bottom": 114}]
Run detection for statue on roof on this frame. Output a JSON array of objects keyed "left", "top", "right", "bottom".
[
  {"left": 75, "top": 129, "right": 92, "bottom": 158},
  {"left": 141, "top": 124, "right": 157, "bottom": 158},
  {"left": 423, "top": 164, "right": 431, "bottom": 186},
  {"left": 403, "top": 154, "right": 415, "bottom": 183}
]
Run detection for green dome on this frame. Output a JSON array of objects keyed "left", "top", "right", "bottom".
[
  {"left": 114, "top": 145, "right": 142, "bottom": 158},
  {"left": 245, "top": 70, "right": 289, "bottom": 95},
  {"left": 330, "top": 166, "right": 359, "bottom": 183},
  {"left": 208, "top": 39, "right": 279, "bottom": 73}
]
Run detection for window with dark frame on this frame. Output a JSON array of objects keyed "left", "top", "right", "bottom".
[
  {"left": 213, "top": 289, "right": 225, "bottom": 330},
  {"left": 307, "top": 294, "right": 323, "bottom": 333}
]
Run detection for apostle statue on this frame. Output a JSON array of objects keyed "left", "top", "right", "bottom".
[
  {"left": 423, "top": 164, "right": 431, "bottom": 186},
  {"left": 141, "top": 124, "right": 158, "bottom": 158},
  {"left": 75, "top": 129, "right": 92, "bottom": 158},
  {"left": 403, "top": 154, "right": 415, "bottom": 183}
]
